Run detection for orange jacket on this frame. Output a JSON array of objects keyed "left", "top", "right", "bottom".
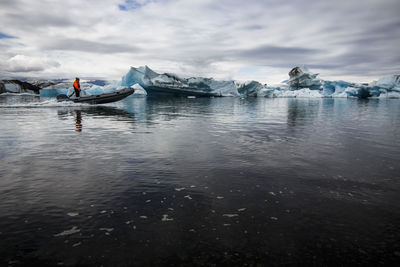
[{"left": 73, "top": 80, "right": 81, "bottom": 91}]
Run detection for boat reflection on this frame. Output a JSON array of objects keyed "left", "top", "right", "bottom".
[{"left": 75, "top": 111, "right": 82, "bottom": 132}]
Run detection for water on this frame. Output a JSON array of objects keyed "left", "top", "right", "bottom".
[{"left": 0, "top": 95, "right": 399, "bottom": 266}]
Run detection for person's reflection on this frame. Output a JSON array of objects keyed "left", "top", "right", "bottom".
[{"left": 75, "top": 111, "right": 83, "bottom": 132}]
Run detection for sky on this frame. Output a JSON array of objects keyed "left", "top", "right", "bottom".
[{"left": 0, "top": 0, "right": 399, "bottom": 84}]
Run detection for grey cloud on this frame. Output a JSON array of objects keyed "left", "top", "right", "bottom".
[{"left": 42, "top": 39, "right": 139, "bottom": 54}]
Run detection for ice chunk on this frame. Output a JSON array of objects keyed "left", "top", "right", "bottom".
[
  {"left": 222, "top": 214, "right": 239, "bottom": 218},
  {"left": 288, "top": 66, "right": 322, "bottom": 90},
  {"left": 374, "top": 75, "right": 400, "bottom": 89},
  {"left": 161, "top": 214, "right": 173, "bottom": 221},
  {"left": 236, "top": 81, "right": 264, "bottom": 97},
  {"left": 54, "top": 226, "right": 80, "bottom": 237}
]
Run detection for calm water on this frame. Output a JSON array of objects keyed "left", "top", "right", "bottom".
[{"left": 0, "top": 95, "right": 399, "bottom": 266}]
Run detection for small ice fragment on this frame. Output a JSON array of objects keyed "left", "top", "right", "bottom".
[
  {"left": 142, "top": 192, "right": 147, "bottom": 195},
  {"left": 269, "top": 192, "right": 276, "bottom": 196},
  {"left": 184, "top": 195, "right": 192, "bottom": 200},
  {"left": 140, "top": 216, "right": 148, "bottom": 219},
  {"left": 348, "top": 193, "right": 354, "bottom": 197},
  {"left": 161, "top": 214, "right": 173, "bottom": 221},
  {"left": 146, "top": 200, "right": 151, "bottom": 203},
  {"left": 223, "top": 224, "right": 231, "bottom": 226},
  {"left": 54, "top": 226, "right": 80, "bottom": 237},
  {"left": 175, "top": 188, "right": 185, "bottom": 191},
  {"left": 100, "top": 210, "right": 107, "bottom": 214},
  {"left": 125, "top": 221, "right": 131, "bottom": 225},
  {"left": 223, "top": 214, "right": 239, "bottom": 218},
  {"left": 216, "top": 196, "right": 224, "bottom": 199},
  {"left": 189, "top": 229, "right": 196, "bottom": 232},
  {"left": 187, "top": 96, "right": 196, "bottom": 99},
  {"left": 123, "top": 207, "right": 127, "bottom": 210},
  {"left": 67, "top": 212, "right": 79, "bottom": 217},
  {"left": 238, "top": 208, "right": 246, "bottom": 212},
  {"left": 99, "top": 228, "right": 114, "bottom": 232},
  {"left": 72, "top": 242, "right": 81, "bottom": 247},
  {"left": 133, "top": 225, "right": 136, "bottom": 230},
  {"left": 190, "top": 185, "right": 196, "bottom": 188},
  {"left": 270, "top": 217, "right": 278, "bottom": 220},
  {"left": 168, "top": 208, "right": 174, "bottom": 211}
]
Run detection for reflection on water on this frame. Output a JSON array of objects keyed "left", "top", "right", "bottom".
[
  {"left": 75, "top": 111, "right": 82, "bottom": 132},
  {"left": 0, "top": 96, "right": 399, "bottom": 266}
]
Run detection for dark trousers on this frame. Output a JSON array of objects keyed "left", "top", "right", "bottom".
[{"left": 75, "top": 89, "right": 80, "bottom": 97}]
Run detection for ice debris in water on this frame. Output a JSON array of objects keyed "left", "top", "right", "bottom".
[
  {"left": 54, "top": 226, "right": 80, "bottom": 237},
  {"left": 67, "top": 212, "right": 79, "bottom": 217},
  {"left": 175, "top": 188, "right": 185, "bottom": 191},
  {"left": 161, "top": 214, "right": 174, "bottom": 221},
  {"left": 223, "top": 214, "right": 239, "bottom": 218},
  {"left": 184, "top": 195, "right": 192, "bottom": 200},
  {"left": 99, "top": 228, "right": 114, "bottom": 233}
]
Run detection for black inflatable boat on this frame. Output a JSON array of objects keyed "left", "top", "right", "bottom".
[{"left": 56, "top": 87, "right": 135, "bottom": 104}]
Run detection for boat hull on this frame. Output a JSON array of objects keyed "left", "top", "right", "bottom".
[{"left": 56, "top": 87, "right": 135, "bottom": 104}]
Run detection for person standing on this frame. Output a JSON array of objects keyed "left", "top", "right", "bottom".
[{"left": 73, "top": 77, "right": 81, "bottom": 97}]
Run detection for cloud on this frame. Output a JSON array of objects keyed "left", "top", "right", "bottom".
[
  {"left": 7, "top": 55, "right": 60, "bottom": 72},
  {"left": 0, "top": 0, "right": 399, "bottom": 82},
  {"left": 42, "top": 38, "right": 139, "bottom": 54}
]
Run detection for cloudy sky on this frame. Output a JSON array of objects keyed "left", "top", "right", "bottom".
[{"left": 0, "top": 0, "right": 399, "bottom": 83}]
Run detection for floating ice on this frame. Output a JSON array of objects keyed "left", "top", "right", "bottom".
[
  {"left": 223, "top": 214, "right": 239, "bottom": 218},
  {"left": 175, "top": 188, "right": 185, "bottom": 191},
  {"left": 72, "top": 242, "right": 81, "bottom": 247},
  {"left": 99, "top": 228, "right": 114, "bottom": 232},
  {"left": 67, "top": 212, "right": 79, "bottom": 217},
  {"left": 121, "top": 66, "right": 240, "bottom": 97},
  {"left": 54, "top": 226, "right": 80, "bottom": 237},
  {"left": 161, "top": 214, "right": 174, "bottom": 221}
]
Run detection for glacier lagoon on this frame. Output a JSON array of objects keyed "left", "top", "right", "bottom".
[{"left": 0, "top": 95, "right": 399, "bottom": 266}]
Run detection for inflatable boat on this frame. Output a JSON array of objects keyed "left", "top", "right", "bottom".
[{"left": 56, "top": 87, "right": 135, "bottom": 104}]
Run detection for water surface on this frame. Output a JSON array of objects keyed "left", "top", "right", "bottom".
[{"left": 0, "top": 96, "right": 399, "bottom": 266}]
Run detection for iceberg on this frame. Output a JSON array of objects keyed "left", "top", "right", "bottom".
[
  {"left": 288, "top": 66, "right": 322, "bottom": 90},
  {"left": 121, "top": 66, "right": 241, "bottom": 97},
  {"left": 236, "top": 81, "right": 265, "bottom": 97},
  {"left": 0, "top": 80, "right": 40, "bottom": 94}
]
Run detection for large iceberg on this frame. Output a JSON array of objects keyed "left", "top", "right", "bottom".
[{"left": 121, "top": 66, "right": 241, "bottom": 97}]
